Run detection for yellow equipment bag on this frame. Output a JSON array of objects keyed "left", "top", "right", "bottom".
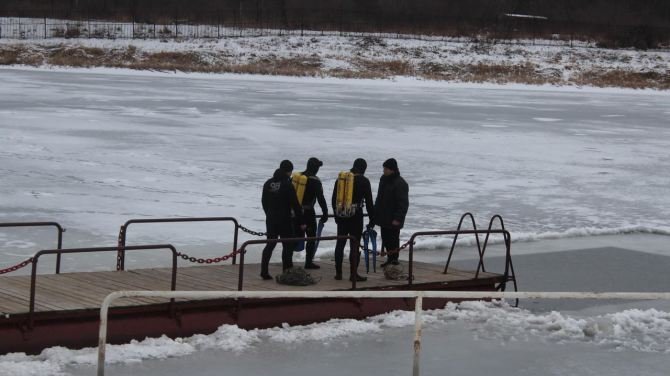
[
  {"left": 336, "top": 171, "right": 356, "bottom": 217},
  {"left": 292, "top": 172, "right": 308, "bottom": 205}
]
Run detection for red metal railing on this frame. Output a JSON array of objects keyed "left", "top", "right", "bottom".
[
  {"left": 408, "top": 228, "right": 513, "bottom": 290},
  {"left": 117, "top": 217, "right": 240, "bottom": 270},
  {"left": 0, "top": 222, "right": 65, "bottom": 274},
  {"left": 28, "top": 244, "right": 178, "bottom": 329},
  {"left": 445, "top": 213, "right": 484, "bottom": 273},
  {"left": 479, "top": 214, "right": 518, "bottom": 299}
]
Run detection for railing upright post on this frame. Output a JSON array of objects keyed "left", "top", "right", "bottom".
[
  {"left": 55, "top": 227, "right": 63, "bottom": 274},
  {"left": 351, "top": 239, "right": 358, "bottom": 290},
  {"left": 238, "top": 244, "right": 245, "bottom": 291},
  {"left": 117, "top": 225, "right": 126, "bottom": 271},
  {"left": 232, "top": 223, "right": 239, "bottom": 265},
  {"left": 28, "top": 252, "right": 41, "bottom": 329},
  {"left": 408, "top": 237, "right": 414, "bottom": 286},
  {"left": 413, "top": 293, "right": 423, "bottom": 376},
  {"left": 97, "top": 292, "right": 117, "bottom": 376}
]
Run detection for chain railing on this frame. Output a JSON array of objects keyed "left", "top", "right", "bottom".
[
  {"left": 28, "top": 244, "right": 178, "bottom": 329},
  {"left": 0, "top": 257, "right": 33, "bottom": 275},
  {"left": 0, "top": 222, "right": 65, "bottom": 274},
  {"left": 2, "top": 214, "right": 515, "bottom": 294},
  {"left": 176, "top": 247, "right": 245, "bottom": 265},
  {"left": 237, "top": 223, "right": 267, "bottom": 237},
  {"left": 117, "top": 217, "right": 240, "bottom": 270}
]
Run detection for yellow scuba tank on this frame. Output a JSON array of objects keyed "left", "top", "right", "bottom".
[
  {"left": 336, "top": 172, "right": 346, "bottom": 215},
  {"left": 336, "top": 171, "right": 356, "bottom": 217},
  {"left": 292, "top": 172, "right": 308, "bottom": 205}
]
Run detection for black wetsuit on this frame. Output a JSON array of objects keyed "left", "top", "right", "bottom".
[
  {"left": 297, "top": 169, "right": 329, "bottom": 266},
  {"left": 332, "top": 167, "right": 374, "bottom": 276},
  {"left": 374, "top": 171, "right": 409, "bottom": 263},
  {"left": 261, "top": 169, "right": 304, "bottom": 276}
]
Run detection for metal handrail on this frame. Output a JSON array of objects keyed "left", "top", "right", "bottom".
[
  {"left": 0, "top": 222, "right": 65, "bottom": 274},
  {"left": 477, "top": 215, "right": 518, "bottom": 299},
  {"left": 97, "top": 290, "right": 670, "bottom": 376},
  {"left": 28, "top": 244, "right": 178, "bottom": 328},
  {"left": 237, "top": 235, "right": 359, "bottom": 290},
  {"left": 478, "top": 215, "right": 507, "bottom": 276},
  {"left": 408, "top": 229, "right": 512, "bottom": 288},
  {"left": 445, "top": 213, "right": 484, "bottom": 274},
  {"left": 117, "top": 217, "right": 240, "bottom": 270}
]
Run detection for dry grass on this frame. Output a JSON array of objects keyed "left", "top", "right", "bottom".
[
  {"left": 228, "top": 57, "right": 323, "bottom": 76},
  {"left": 459, "top": 63, "right": 538, "bottom": 84},
  {"left": 48, "top": 46, "right": 107, "bottom": 67},
  {"left": 418, "top": 62, "right": 556, "bottom": 85},
  {"left": 572, "top": 70, "right": 670, "bottom": 90},
  {"left": 326, "top": 68, "right": 386, "bottom": 79},
  {"left": 132, "top": 51, "right": 204, "bottom": 71},
  {"left": 0, "top": 47, "right": 21, "bottom": 65},
  {"left": 355, "top": 59, "right": 414, "bottom": 77},
  {"left": 0, "top": 44, "right": 668, "bottom": 89}
]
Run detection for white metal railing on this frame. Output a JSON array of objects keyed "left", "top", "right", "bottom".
[{"left": 97, "top": 290, "right": 670, "bottom": 376}]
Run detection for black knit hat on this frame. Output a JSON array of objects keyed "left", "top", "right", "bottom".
[
  {"left": 352, "top": 158, "right": 367, "bottom": 174},
  {"left": 307, "top": 157, "right": 323, "bottom": 169},
  {"left": 383, "top": 158, "right": 398, "bottom": 172},
  {"left": 279, "top": 160, "right": 293, "bottom": 172}
]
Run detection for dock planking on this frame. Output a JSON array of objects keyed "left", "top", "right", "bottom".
[{"left": 0, "top": 260, "right": 501, "bottom": 316}]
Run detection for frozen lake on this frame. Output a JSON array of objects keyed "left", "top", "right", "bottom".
[{"left": 1, "top": 68, "right": 669, "bottom": 375}]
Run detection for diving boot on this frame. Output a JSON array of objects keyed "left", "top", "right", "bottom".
[
  {"left": 349, "top": 274, "right": 367, "bottom": 282},
  {"left": 334, "top": 273, "right": 343, "bottom": 280},
  {"left": 304, "top": 262, "right": 321, "bottom": 269}
]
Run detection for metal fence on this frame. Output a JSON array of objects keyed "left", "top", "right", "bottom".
[{"left": 0, "top": 16, "right": 609, "bottom": 49}]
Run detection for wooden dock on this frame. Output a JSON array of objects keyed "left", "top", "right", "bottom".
[
  {"left": 0, "top": 260, "right": 506, "bottom": 355},
  {"left": 0, "top": 260, "right": 501, "bottom": 315}
]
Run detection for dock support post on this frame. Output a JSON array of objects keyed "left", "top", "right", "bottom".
[{"left": 413, "top": 293, "right": 423, "bottom": 376}]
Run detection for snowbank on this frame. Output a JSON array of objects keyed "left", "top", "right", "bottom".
[{"left": 2, "top": 301, "right": 668, "bottom": 375}]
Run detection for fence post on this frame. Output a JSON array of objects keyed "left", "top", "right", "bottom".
[{"left": 413, "top": 293, "right": 423, "bottom": 376}]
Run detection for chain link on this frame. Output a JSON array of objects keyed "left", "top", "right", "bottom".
[
  {"left": 376, "top": 239, "right": 415, "bottom": 256},
  {"left": 175, "top": 222, "right": 265, "bottom": 264},
  {"left": 177, "top": 247, "right": 245, "bottom": 265},
  {"left": 238, "top": 223, "right": 267, "bottom": 237},
  {"left": 0, "top": 257, "right": 34, "bottom": 275}
]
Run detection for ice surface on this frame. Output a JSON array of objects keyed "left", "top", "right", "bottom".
[
  {"left": 2, "top": 67, "right": 669, "bottom": 264},
  {"left": 1, "top": 68, "right": 670, "bottom": 375}
]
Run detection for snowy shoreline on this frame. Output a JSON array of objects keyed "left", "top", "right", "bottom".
[
  {"left": 2, "top": 24, "right": 669, "bottom": 89},
  {"left": 3, "top": 65, "right": 670, "bottom": 95}
]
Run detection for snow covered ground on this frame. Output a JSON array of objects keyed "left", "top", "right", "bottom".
[
  {"left": 2, "top": 17, "right": 670, "bottom": 88},
  {"left": 1, "top": 68, "right": 670, "bottom": 375}
]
